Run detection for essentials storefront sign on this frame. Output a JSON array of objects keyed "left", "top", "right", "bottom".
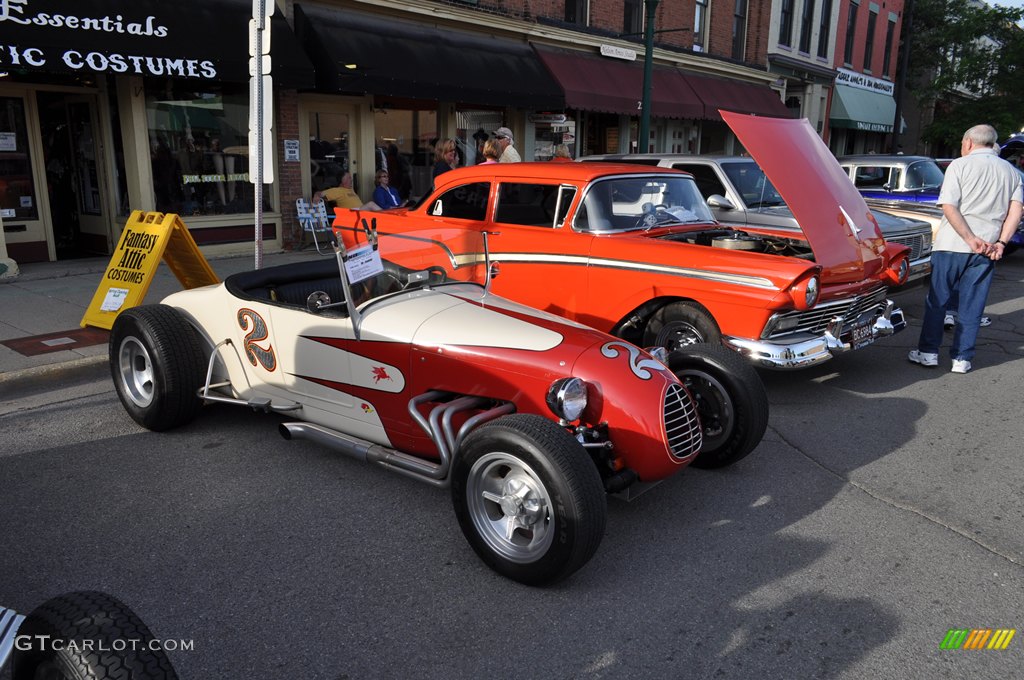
[{"left": 0, "top": 0, "right": 311, "bottom": 84}]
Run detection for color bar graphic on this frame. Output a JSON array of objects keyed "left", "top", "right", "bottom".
[{"left": 940, "top": 628, "right": 1016, "bottom": 650}]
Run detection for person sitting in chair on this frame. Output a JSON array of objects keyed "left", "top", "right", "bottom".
[{"left": 314, "top": 172, "right": 378, "bottom": 210}]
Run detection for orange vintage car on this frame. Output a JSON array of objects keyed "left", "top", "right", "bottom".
[{"left": 332, "top": 112, "right": 910, "bottom": 467}]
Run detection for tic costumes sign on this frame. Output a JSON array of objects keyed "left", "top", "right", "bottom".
[{"left": 0, "top": 0, "right": 256, "bottom": 80}]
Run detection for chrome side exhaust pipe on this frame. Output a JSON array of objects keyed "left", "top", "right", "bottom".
[
  {"left": 279, "top": 422, "right": 449, "bottom": 488},
  {"left": 280, "top": 392, "right": 516, "bottom": 488}
]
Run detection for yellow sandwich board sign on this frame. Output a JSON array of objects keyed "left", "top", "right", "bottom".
[{"left": 81, "top": 211, "right": 219, "bottom": 330}]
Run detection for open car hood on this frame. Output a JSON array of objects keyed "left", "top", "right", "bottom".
[{"left": 722, "top": 111, "right": 886, "bottom": 281}]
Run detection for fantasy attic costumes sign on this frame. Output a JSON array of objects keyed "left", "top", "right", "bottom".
[{"left": 82, "top": 211, "right": 218, "bottom": 330}]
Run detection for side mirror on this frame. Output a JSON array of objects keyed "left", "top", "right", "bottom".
[
  {"left": 307, "top": 291, "right": 331, "bottom": 313},
  {"left": 707, "top": 194, "right": 735, "bottom": 210}
]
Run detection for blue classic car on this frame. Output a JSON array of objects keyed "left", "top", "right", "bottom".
[{"left": 838, "top": 155, "right": 946, "bottom": 202}]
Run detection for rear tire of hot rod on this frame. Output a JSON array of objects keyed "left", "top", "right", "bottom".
[
  {"left": 109, "top": 305, "right": 206, "bottom": 432},
  {"left": 12, "top": 590, "right": 178, "bottom": 680},
  {"left": 452, "top": 414, "right": 606, "bottom": 586},
  {"left": 668, "top": 344, "right": 768, "bottom": 469}
]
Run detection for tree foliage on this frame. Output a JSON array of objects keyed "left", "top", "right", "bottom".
[{"left": 907, "top": 0, "right": 1024, "bottom": 147}]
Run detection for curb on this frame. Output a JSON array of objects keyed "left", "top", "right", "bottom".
[{"left": 0, "top": 354, "right": 109, "bottom": 395}]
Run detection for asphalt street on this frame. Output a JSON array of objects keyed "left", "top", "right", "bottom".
[{"left": 0, "top": 255, "right": 1022, "bottom": 679}]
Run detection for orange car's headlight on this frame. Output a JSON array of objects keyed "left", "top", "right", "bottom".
[{"left": 789, "top": 275, "right": 820, "bottom": 311}]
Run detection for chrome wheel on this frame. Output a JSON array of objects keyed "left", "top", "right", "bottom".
[
  {"left": 466, "top": 451, "right": 554, "bottom": 564},
  {"left": 117, "top": 336, "right": 155, "bottom": 409}
]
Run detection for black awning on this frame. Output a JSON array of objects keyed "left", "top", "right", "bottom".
[
  {"left": 0, "top": 0, "right": 314, "bottom": 87},
  {"left": 294, "top": 4, "right": 564, "bottom": 109}
]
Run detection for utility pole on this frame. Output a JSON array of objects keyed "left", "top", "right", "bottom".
[
  {"left": 638, "top": 0, "right": 660, "bottom": 152},
  {"left": 891, "top": 0, "right": 914, "bottom": 153}
]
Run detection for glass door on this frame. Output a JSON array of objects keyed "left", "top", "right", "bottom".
[
  {"left": 38, "top": 92, "right": 109, "bottom": 259},
  {"left": 308, "top": 111, "right": 352, "bottom": 194}
]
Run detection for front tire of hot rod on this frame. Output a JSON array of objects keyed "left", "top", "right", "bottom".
[
  {"left": 452, "top": 414, "right": 606, "bottom": 586},
  {"left": 109, "top": 305, "right": 206, "bottom": 431},
  {"left": 668, "top": 344, "right": 768, "bottom": 469}
]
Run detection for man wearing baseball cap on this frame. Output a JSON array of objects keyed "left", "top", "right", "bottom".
[{"left": 492, "top": 127, "right": 522, "bottom": 163}]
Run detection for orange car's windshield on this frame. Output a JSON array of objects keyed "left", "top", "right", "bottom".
[{"left": 575, "top": 176, "right": 714, "bottom": 232}]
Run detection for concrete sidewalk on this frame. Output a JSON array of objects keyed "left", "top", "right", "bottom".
[{"left": 0, "top": 247, "right": 327, "bottom": 389}]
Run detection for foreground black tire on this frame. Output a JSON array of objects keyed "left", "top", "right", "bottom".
[
  {"left": 668, "top": 343, "right": 768, "bottom": 469},
  {"left": 12, "top": 591, "right": 178, "bottom": 680},
  {"left": 109, "top": 305, "right": 206, "bottom": 431},
  {"left": 452, "top": 414, "right": 606, "bottom": 586},
  {"left": 643, "top": 301, "right": 722, "bottom": 349}
]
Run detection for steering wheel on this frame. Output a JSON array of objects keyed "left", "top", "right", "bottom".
[{"left": 633, "top": 204, "right": 670, "bottom": 230}]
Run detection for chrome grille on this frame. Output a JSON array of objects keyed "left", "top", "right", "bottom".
[
  {"left": 664, "top": 383, "right": 702, "bottom": 460},
  {"left": 885, "top": 232, "right": 931, "bottom": 260},
  {"left": 765, "top": 286, "right": 889, "bottom": 339}
]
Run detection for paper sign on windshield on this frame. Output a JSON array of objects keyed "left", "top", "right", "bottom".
[{"left": 345, "top": 245, "right": 384, "bottom": 284}]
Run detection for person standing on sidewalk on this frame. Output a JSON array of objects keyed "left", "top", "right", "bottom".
[
  {"left": 493, "top": 127, "right": 521, "bottom": 163},
  {"left": 909, "top": 124, "right": 1023, "bottom": 373}
]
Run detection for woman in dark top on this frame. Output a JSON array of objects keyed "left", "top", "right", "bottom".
[{"left": 432, "top": 138, "right": 457, "bottom": 180}]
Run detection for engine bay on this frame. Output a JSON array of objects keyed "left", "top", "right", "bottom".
[{"left": 658, "top": 227, "right": 814, "bottom": 260}]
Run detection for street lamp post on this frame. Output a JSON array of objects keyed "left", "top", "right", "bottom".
[{"left": 638, "top": 0, "right": 660, "bottom": 152}]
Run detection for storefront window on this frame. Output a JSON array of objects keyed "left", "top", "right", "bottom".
[
  {"left": 0, "top": 97, "right": 40, "bottom": 221},
  {"left": 456, "top": 110, "right": 503, "bottom": 166},
  {"left": 145, "top": 80, "right": 270, "bottom": 216},
  {"left": 374, "top": 107, "right": 437, "bottom": 202},
  {"left": 530, "top": 114, "right": 577, "bottom": 160}
]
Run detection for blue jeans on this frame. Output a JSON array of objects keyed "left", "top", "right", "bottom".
[{"left": 918, "top": 251, "right": 994, "bottom": 361}]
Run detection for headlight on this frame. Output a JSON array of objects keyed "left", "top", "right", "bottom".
[
  {"left": 789, "top": 275, "right": 820, "bottom": 310},
  {"left": 897, "top": 258, "right": 909, "bottom": 283},
  {"left": 546, "top": 377, "right": 588, "bottom": 422},
  {"left": 883, "top": 256, "right": 909, "bottom": 285}
]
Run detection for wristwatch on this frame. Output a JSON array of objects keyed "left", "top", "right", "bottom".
[{"left": 996, "top": 240, "right": 1008, "bottom": 247}]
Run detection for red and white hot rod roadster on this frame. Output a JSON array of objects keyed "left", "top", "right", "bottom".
[{"left": 108, "top": 227, "right": 755, "bottom": 584}]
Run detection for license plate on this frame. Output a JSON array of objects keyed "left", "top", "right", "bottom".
[{"left": 850, "top": 319, "right": 875, "bottom": 349}]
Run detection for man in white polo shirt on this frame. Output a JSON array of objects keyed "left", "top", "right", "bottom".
[{"left": 909, "top": 124, "right": 1023, "bottom": 373}]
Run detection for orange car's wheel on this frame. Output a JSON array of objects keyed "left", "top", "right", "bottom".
[{"left": 643, "top": 301, "right": 721, "bottom": 351}]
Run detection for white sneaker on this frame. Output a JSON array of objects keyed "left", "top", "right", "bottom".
[
  {"left": 951, "top": 359, "right": 972, "bottom": 374},
  {"left": 943, "top": 314, "right": 955, "bottom": 330},
  {"left": 980, "top": 316, "right": 992, "bottom": 327},
  {"left": 908, "top": 350, "right": 938, "bottom": 367}
]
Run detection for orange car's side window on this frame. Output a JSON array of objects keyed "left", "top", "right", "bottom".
[
  {"left": 429, "top": 182, "right": 490, "bottom": 220},
  {"left": 494, "top": 183, "right": 573, "bottom": 228}
]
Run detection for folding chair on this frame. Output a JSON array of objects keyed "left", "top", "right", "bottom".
[{"left": 296, "top": 197, "right": 333, "bottom": 255}]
